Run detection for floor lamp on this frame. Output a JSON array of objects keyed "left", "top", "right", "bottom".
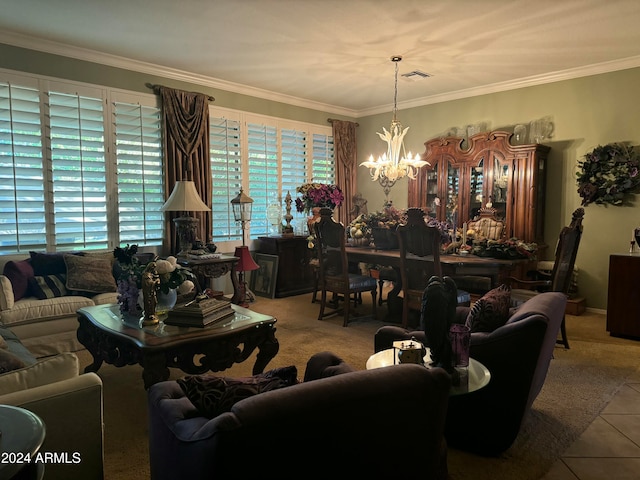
[
  {"left": 231, "top": 188, "right": 259, "bottom": 306},
  {"left": 161, "top": 180, "right": 210, "bottom": 256}
]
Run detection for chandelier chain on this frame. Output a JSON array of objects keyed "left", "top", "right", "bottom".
[{"left": 393, "top": 59, "right": 399, "bottom": 122}]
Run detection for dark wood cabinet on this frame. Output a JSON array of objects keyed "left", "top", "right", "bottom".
[
  {"left": 258, "top": 235, "right": 314, "bottom": 297},
  {"left": 408, "top": 131, "right": 550, "bottom": 244},
  {"left": 607, "top": 254, "right": 640, "bottom": 339}
]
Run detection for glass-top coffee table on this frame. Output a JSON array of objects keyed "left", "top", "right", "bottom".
[
  {"left": 366, "top": 348, "right": 490, "bottom": 396},
  {"left": 77, "top": 303, "right": 279, "bottom": 389}
]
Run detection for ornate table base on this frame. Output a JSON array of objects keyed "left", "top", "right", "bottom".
[{"left": 77, "top": 304, "right": 279, "bottom": 389}]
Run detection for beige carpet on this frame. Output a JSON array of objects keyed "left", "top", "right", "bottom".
[{"left": 75, "top": 291, "right": 640, "bottom": 480}]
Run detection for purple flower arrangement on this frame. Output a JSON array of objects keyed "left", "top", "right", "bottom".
[
  {"left": 577, "top": 143, "right": 640, "bottom": 206},
  {"left": 295, "top": 183, "right": 344, "bottom": 214}
]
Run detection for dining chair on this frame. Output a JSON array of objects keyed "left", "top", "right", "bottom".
[
  {"left": 397, "top": 208, "right": 471, "bottom": 328},
  {"left": 508, "top": 207, "right": 585, "bottom": 349},
  {"left": 314, "top": 208, "right": 377, "bottom": 326}
]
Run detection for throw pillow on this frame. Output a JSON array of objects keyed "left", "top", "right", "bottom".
[
  {"left": 29, "top": 251, "right": 69, "bottom": 275},
  {"left": 0, "top": 349, "right": 26, "bottom": 374},
  {"left": 2, "top": 259, "right": 34, "bottom": 301},
  {"left": 28, "top": 274, "right": 68, "bottom": 299},
  {"left": 64, "top": 254, "right": 117, "bottom": 294},
  {"left": 177, "top": 365, "right": 298, "bottom": 418},
  {"left": 465, "top": 284, "right": 512, "bottom": 333}
]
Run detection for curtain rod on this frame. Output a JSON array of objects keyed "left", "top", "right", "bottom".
[
  {"left": 145, "top": 83, "right": 215, "bottom": 102},
  {"left": 327, "top": 118, "right": 359, "bottom": 127}
]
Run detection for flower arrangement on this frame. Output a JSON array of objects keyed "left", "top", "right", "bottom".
[
  {"left": 113, "top": 244, "right": 195, "bottom": 316},
  {"left": 470, "top": 238, "right": 537, "bottom": 260},
  {"left": 576, "top": 143, "right": 640, "bottom": 206},
  {"left": 295, "top": 183, "right": 344, "bottom": 214}
]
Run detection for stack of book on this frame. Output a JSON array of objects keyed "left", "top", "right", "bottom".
[{"left": 164, "top": 298, "right": 235, "bottom": 327}]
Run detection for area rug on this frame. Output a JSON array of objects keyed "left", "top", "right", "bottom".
[{"left": 76, "top": 292, "right": 640, "bottom": 480}]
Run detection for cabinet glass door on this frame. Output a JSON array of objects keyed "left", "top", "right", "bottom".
[
  {"left": 426, "top": 164, "right": 439, "bottom": 218},
  {"left": 469, "top": 159, "right": 484, "bottom": 220},
  {"left": 492, "top": 157, "right": 510, "bottom": 219},
  {"left": 445, "top": 163, "right": 460, "bottom": 227}
]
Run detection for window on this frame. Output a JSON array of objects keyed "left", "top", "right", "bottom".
[
  {"left": 0, "top": 79, "right": 46, "bottom": 253},
  {"left": 0, "top": 72, "right": 163, "bottom": 254},
  {"left": 210, "top": 114, "right": 242, "bottom": 242},
  {"left": 113, "top": 94, "right": 164, "bottom": 246},
  {"left": 0, "top": 70, "right": 334, "bottom": 255},
  {"left": 209, "top": 107, "right": 334, "bottom": 246},
  {"left": 48, "top": 88, "right": 108, "bottom": 250}
]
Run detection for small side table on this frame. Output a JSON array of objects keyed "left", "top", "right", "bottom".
[
  {"left": 179, "top": 254, "right": 241, "bottom": 304},
  {"left": 0, "top": 405, "right": 46, "bottom": 480},
  {"left": 366, "top": 348, "right": 490, "bottom": 396}
]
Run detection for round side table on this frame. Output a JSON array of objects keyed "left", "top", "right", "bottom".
[
  {"left": 0, "top": 405, "right": 46, "bottom": 480},
  {"left": 366, "top": 347, "right": 491, "bottom": 396}
]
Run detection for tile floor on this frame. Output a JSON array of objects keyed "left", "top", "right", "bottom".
[{"left": 542, "top": 369, "right": 640, "bottom": 480}]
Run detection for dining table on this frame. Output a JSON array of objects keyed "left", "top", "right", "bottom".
[{"left": 344, "top": 246, "right": 529, "bottom": 318}]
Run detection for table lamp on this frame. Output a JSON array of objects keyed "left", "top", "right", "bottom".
[
  {"left": 161, "top": 180, "right": 210, "bottom": 256},
  {"left": 234, "top": 245, "right": 259, "bottom": 307}
]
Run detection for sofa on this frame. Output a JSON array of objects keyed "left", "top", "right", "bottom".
[
  {"left": 0, "top": 251, "right": 121, "bottom": 357},
  {"left": 147, "top": 351, "right": 451, "bottom": 479},
  {"left": 374, "top": 291, "right": 567, "bottom": 456},
  {"left": 0, "top": 324, "right": 104, "bottom": 480}
]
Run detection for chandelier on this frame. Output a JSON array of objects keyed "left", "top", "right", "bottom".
[{"left": 360, "top": 55, "right": 429, "bottom": 199}]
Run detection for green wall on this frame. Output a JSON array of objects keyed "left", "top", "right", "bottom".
[
  {"left": 3, "top": 42, "right": 638, "bottom": 310},
  {"left": 358, "top": 67, "right": 640, "bottom": 311}
]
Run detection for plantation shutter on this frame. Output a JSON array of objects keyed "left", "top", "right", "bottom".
[
  {"left": 280, "top": 128, "right": 307, "bottom": 223},
  {"left": 47, "top": 89, "right": 108, "bottom": 250},
  {"left": 312, "top": 132, "right": 335, "bottom": 183},
  {"left": 210, "top": 115, "right": 242, "bottom": 242},
  {"left": 247, "top": 122, "right": 278, "bottom": 238},
  {"left": 114, "top": 99, "right": 164, "bottom": 246},
  {"left": 0, "top": 80, "right": 46, "bottom": 253}
]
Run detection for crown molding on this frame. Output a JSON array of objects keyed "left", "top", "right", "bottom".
[
  {"left": 3, "top": 30, "right": 640, "bottom": 120},
  {"left": 359, "top": 55, "right": 640, "bottom": 117},
  {"left": 0, "top": 31, "right": 358, "bottom": 118}
]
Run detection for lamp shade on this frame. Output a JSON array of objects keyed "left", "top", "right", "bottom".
[
  {"left": 234, "top": 246, "right": 259, "bottom": 272},
  {"left": 161, "top": 181, "right": 210, "bottom": 212}
]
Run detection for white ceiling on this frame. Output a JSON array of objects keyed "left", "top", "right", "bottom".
[{"left": 2, "top": 0, "right": 640, "bottom": 117}]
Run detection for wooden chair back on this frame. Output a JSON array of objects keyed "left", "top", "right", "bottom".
[
  {"left": 396, "top": 208, "right": 443, "bottom": 327},
  {"left": 550, "top": 207, "right": 584, "bottom": 295}
]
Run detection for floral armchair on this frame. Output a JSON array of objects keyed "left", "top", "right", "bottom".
[{"left": 466, "top": 206, "right": 505, "bottom": 241}]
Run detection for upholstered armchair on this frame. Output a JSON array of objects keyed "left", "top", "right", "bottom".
[
  {"left": 466, "top": 206, "right": 505, "bottom": 241},
  {"left": 148, "top": 352, "right": 451, "bottom": 479},
  {"left": 374, "top": 291, "right": 567, "bottom": 456}
]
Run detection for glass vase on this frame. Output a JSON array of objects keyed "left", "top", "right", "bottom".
[{"left": 156, "top": 289, "right": 178, "bottom": 316}]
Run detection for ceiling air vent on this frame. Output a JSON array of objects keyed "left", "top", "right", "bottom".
[{"left": 401, "top": 70, "right": 432, "bottom": 80}]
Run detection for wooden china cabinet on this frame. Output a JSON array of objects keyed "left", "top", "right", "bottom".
[{"left": 408, "top": 131, "right": 550, "bottom": 244}]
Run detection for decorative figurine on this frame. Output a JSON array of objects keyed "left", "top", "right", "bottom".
[
  {"left": 141, "top": 261, "right": 160, "bottom": 326},
  {"left": 421, "top": 275, "right": 458, "bottom": 372},
  {"left": 283, "top": 191, "right": 294, "bottom": 235}
]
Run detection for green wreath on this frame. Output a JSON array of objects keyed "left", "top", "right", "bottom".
[{"left": 576, "top": 143, "right": 640, "bottom": 206}]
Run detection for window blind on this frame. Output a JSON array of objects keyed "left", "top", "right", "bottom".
[
  {"left": 210, "top": 116, "right": 243, "bottom": 242},
  {"left": 247, "top": 122, "right": 279, "bottom": 238},
  {"left": 114, "top": 101, "right": 164, "bottom": 246},
  {"left": 0, "top": 81, "right": 46, "bottom": 253},
  {"left": 47, "top": 90, "right": 108, "bottom": 250}
]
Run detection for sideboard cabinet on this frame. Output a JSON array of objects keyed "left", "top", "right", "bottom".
[
  {"left": 257, "top": 235, "right": 314, "bottom": 297},
  {"left": 408, "top": 131, "right": 550, "bottom": 244},
  {"left": 607, "top": 254, "right": 640, "bottom": 339}
]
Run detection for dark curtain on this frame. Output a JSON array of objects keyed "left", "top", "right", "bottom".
[
  {"left": 330, "top": 119, "right": 358, "bottom": 225},
  {"left": 160, "top": 86, "right": 211, "bottom": 254}
]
